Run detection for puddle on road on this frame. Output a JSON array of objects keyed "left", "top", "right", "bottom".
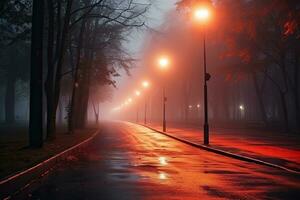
[
  {"left": 158, "top": 171, "right": 168, "bottom": 180},
  {"left": 158, "top": 156, "right": 168, "bottom": 166},
  {"left": 109, "top": 172, "right": 147, "bottom": 181},
  {"left": 106, "top": 152, "right": 176, "bottom": 184}
]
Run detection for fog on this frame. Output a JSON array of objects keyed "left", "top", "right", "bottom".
[
  {"left": 0, "top": 0, "right": 299, "bottom": 140},
  {"left": 107, "top": 0, "right": 300, "bottom": 133}
]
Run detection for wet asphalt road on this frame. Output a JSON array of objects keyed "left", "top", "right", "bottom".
[{"left": 20, "top": 121, "right": 300, "bottom": 200}]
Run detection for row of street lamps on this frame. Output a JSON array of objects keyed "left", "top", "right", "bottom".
[
  {"left": 134, "top": 80, "right": 150, "bottom": 124},
  {"left": 113, "top": 6, "right": 212, "bottom": 145}
]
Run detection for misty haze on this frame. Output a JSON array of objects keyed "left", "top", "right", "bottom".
[{"left": 0, "top": 0, "right": 300, "bottom": 199}]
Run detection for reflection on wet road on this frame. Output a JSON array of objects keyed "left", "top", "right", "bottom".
[{"left": 26, "top": 121, "right": 300, "bottom": 200}]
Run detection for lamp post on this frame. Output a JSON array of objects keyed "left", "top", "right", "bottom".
[
  {"left": 135, "top": 91, "right": 140, "bottom": 123},
  {"left": 239, "top": 104, "right": 245, "bottom": 120},
  {"left": 194, "top": 7, "right": 211, "bottom": 145},
  {"left": 158, "top": 57, "right": 169, "bottom": 132},
  {"left": 142, "top": 81, "right": 150, "bottom": 124}
]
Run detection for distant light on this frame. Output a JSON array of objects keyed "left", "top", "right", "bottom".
[
  {"left": 239, "top": 105, "right": 244, "bottom": 111},
  {"left": 128, "top": 98, "right": 132, "bottom": 103},
  {"left": 189, "top": 105, "right": 193, "bottom": 109},
  {"left": 135, "top": 90, "right": 141, "bottom": 96},
  {"left": 142, "top": 81, "right": 150, "bottom": 88},
  {"left": 197, "top": 104, "right": 200, "bottom": 108}
]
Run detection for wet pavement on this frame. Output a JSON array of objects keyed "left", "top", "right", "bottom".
[
  {"left": 19, "top": 121, "right": 300, "bottom": 200},
  {"left": 145, "top": 123, "right": 300, "bottom": 171}
]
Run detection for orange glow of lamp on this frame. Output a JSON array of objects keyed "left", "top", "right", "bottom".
[
  {"left": 158, "top": 56, "right": 170, "bottom": 70},
  {"left": 193, "top": 7, "right": 211, "bottom": 23},
  {"left": 142, "top": 80, "right": 150, "bottom": 88},
  {"left": 135, "top": 90, "right": 141, "bottom": 96}
]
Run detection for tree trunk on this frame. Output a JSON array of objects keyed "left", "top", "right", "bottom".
[
  {"left": 69, "top": 19, "right": 86, "bottom": 133},
  {"left": 96, "top": 103, "right": 99, "bottom": 124},
  {"left": 75, "top": 58, "right": 91, "bottom": 129},
  {"left": 279, "top": 92, "right": 289, "bottom": 132},
  {"left": 52, "top": 0, "right": 73, "bottom": 135},
  {"left": 252, "top": 72, "right": 269, "bottom": 126},
  {"left": 45, "top": 0, "right": 56, "bottom": 140},
  {"left": 91, "top": 98, "right": 99, "bottom": 124},
  {"left": 293, "top": 47, "right": 300, "bottom": 130},
  {"left": 29, "top": 0, "right": 44, "bottom": 148},
  {"left": 5, "top": 74, "right": 16, "bottom": 124},
  {"left": 73, "top": 19, "right": 96, "bottom": 129},
  {"left": 58, "top": 98, "right": 63, "bottom": 125}
]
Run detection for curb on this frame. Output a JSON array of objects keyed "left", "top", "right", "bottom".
[
  {"left": 0, "top": 129, "right": 100, "bottom": 199},
  {"left": 136, "top": 123, "right": 300, "bottom": 174}
]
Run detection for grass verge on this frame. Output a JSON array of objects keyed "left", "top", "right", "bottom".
[{"left": 0, "top": 127, "right": 96, "bottom": 180}]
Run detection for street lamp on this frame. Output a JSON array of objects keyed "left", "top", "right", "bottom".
[
  {"left": 142, "top": 81, "right": 150, "bottom": 124},
  {"left": 158, "top": 57, "right": 169, "bottom": 69},
  {"left": 239, "top": 105, "right": 244, "bottom": 111},
  {"left": 142, "top": 80, "right": 150, "bottom": 88},
  {"left": 194, "top": 8, "right": 210, "bottom": 23},
  {"left": 194, "top": 7, "right": 211, "bottom": 145},
  {"left": 239, "top": 104, "right": 245, "bottom": 120},
  {"left": 135, "top": 91, "right": 140, "bottom": 123},
  {"left": 158, "top": 56, "right": 169, "bottom": 132},
  {"left": 135, "top": 90, "right": 141, "bottom": 96}
]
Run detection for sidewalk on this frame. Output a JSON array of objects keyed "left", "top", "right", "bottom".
[{"left": 143, "top": 123, "right": 300, "bottom": 171}]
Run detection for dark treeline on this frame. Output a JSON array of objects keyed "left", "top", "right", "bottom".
[
  {"left": 0, "top": 0, "right": 149, "bottom": 147},
  {"left": 138, "top": 0, "right": 300, "bottom": 132}
]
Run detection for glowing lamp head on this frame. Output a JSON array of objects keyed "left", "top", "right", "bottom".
[
  {"left": 135, "top": 90, "right": 141, "bottom": 96},
  {"left": 158, "top": 57, "right": 170, "bottom": 70},
  {"left": 194, "top": 8, "right": 210, "bottom": 22},
  {"left": 239, "top": 105, "right": 244, "bottom": 111},
  {"left": 142, "top": 81, "right": 150, "bottom": 88}
]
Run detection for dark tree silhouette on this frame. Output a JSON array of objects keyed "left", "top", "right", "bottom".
[{"left": 29, "top": 0, "right": 44, "bottom": 148}]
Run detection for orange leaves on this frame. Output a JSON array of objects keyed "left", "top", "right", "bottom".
[
  {"left": 225, "top": 73, "right": 232, "bottom": 81},
  {"left": 239, "top": 49, "right": 252, "bottom": 63},
  {"left": 284, "top": 19, "right": 298, "bottom": 37},
  {"left": 220, "top": 48, "right": 252, "bottom": 64},
  {"left": 225, "top": 72, "right": 246, "bottom": 82}
]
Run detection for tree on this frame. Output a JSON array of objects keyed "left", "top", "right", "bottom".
[
  {"left": 0, "top": 0, "right": 31, "bottom": 123},
  {"left": 139, "top": 0, "right": 300, "bottom": 132},
  {"left": 42, "top": 0, "right": 149, "bottom": 136},
  {"left": 66, "top": 0, "right": 148, "bottom": 132},
  {"left": 29, "top": 0, "right": 44, "bottom": 148},
  {"left": 213, "top": 0, "right": 300, "bottom": 131}
]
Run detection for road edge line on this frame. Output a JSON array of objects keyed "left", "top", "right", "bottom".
[{"left": 136, "top": 123, "right": 300, "bottom": 174}]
